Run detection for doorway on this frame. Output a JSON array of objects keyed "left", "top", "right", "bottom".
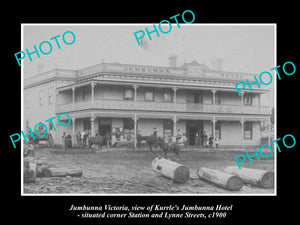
[
  {"left": 186, "top": 120, "right": 203, "bottom": 146},
  {"left": 98, "top": 118, "right": 112, "bottom": 136}
]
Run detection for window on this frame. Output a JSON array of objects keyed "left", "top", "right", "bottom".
[
  {"left": 48, "top": 87, "right": 54, "bottom": 104},
  {"left": 187, "top": 92, "right": 203, "bottom": 103},
  {"left": 26, "top": 120, "right": 29, "bottom": 130},
  {"left": 244, "top": 95, "right": 252, "bottom": 106},
  {"left": 244, "top": 122, "right": 253, "bottom": 139},
  {"left": 82, "top": 86, "right": 89, "bottom": 101},
  {"left": 145, "top": 91, "right": 154, "bottom": 101},
  {"left": 163, "top": 92, "right": 172, "bottom": 102},
  {"left": 39, "top": 90, "right": 44, "bottom": 106},
  {"left": 123, "top": 118, "right": 134, "bottom": 140},
  {"left": 124, "top": 89, "right": 133, "bottom": 100},
  {"left": 123, "top": 118, "right": 134, "bottom": 130},
  {"left": 48, "top": 95, "right": 53, "bottom": 104},
  {"left": 24, "top": 95, "right": 29, "bottom": 109},
  {"left": 163, "top": 120, "right": 173, "bottom": 138},
  {"left": 83, "top": 119, "right": 91, "bottom": 131},
  {"left": 215, "top": 93, "right": 221, "bottom": 105},
  {"left": 194, "top": 93, "right": 202, "bottom": 103}
]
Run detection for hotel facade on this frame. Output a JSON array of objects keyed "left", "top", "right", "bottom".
[{"left": 23, "top": 56, "right": 272, "bottom": 148}]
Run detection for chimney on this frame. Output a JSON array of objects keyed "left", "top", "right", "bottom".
[
  {"left": 168, "top": 54, "right": 177, "bottom": 68},
  {"left": 212, "top": 58, "right": 223, "bottom": 71},
  {"left": 37, "top": 63, "right": 44, "bottom": 74}
]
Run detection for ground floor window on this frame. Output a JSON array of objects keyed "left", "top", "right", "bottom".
[
  {"left": 83, "top": 119, "right": 91, "bottom": 131},
  {"left": 123, "top": 118, "right": 134, "bottom": 140},
  {"left": 163, "top": 120, "right": 173, "bottom": 137},
  {"left": 244, "top": 121, "right": 253, "bottom": 139},
  {"left": 123, "top": 118, "right": 134, "bottom": 130}
]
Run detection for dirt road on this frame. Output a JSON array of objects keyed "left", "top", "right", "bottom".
[{"left": 23, "top": 147, "right": 275, "bottom": 195}]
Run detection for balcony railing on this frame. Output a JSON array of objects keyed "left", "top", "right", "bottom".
[{"left": 57, "top": 99, "right": 269, "bottom": 115}]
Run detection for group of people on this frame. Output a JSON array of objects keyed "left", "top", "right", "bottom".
[
  {"left": 153, "top": 128, "right": 220, "bottom": 148},
  {"left": 76, "top": 130, "right": 90, "bottom": 146},
  {"left": 61, "top": 127, "right": 220, "bottom": 148},
  {"left": 152, "top": 127, "right": 188, "bottom": 147},
  {"left": 195, "top": 131, "right": 220, "bottom": 148}
]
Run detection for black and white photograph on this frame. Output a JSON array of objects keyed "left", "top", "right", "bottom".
[{"left": 4, "top": 5, "right": 297, "bottom": 225}]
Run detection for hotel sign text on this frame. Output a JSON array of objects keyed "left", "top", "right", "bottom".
[{"left": 124, "top": 66, "right": 170, "bottom": 73}]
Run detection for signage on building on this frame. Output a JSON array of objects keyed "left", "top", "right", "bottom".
[{"left": 124, "top": 66, "right": 170, "bottom": 73}]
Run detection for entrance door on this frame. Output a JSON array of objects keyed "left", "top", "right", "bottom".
[
  {"left": 186, "top": 120, "right": 203, "bottom": 146},
  {"left": 98, "top": 118, "right": 112, "bottom": 136},
  {"left": 188, "top": 127, "right": 198, "bottom": 145}
]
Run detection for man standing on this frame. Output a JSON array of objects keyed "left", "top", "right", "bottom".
[
  {"left": 153, "top": 127, "right": 157, "bottom": 137},
  {"left": 203, "top": 131, "right": 208, "bottom": 147},
  {"left": 81, "top": 130, "right": 85, "bottom": 145}
]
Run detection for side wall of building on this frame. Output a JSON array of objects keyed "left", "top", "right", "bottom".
[{"left": 24, "top": 81, "right": 56, "bottom": 132}]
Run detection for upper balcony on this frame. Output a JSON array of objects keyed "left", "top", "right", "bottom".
[
  {"left": 55, "top": 79, "right": 271, "bottom": 117},
  {"left": 57, "top": 98, "right": 270, "bottom": 115}
]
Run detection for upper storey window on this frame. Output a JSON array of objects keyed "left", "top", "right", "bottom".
[
  {"left": 244, "top": 95, "right": 253, "bottom": 106},
  {"left": 163, "top": 92, "right": 172, "bottom": 102},
  {"left": 124, "top": 89, "right": 133, "bottom": 100},
  {"left": 145, "top": 91, "right": 154, "bottom": 101}
]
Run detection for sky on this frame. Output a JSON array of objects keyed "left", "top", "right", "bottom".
[{"left": 22, "top": 24, "right": 275, "bottom": 78}]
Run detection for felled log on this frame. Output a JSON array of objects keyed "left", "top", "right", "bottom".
[
  {"left": 224, "top": 166, "right": 274, "bottom": 188},
  {"left": 23, "top": 157, "right": 37, "bottom": 183},
  {"left": 197, "top": 167, "right": 244, "bottom": 191},
  {"left": 43, "top": 167, "right": 83, "bottom": 177},
  {"left": 152, "top": 157, "right": 189, "bottom": 183},
  {"left": 24, "top": 145, "right": 35, "bottom": 157},
  {"left": 24, "top": 170, "right": 36, "bottom": 183},
  {"left": 36, "top": 164, "right": 50, "bottom": 177}
]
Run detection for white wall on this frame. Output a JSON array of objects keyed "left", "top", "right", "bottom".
[{"left": 137, "top": 119, "right": 164, "bottom": 136}]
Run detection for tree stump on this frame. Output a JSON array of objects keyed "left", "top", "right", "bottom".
[
  {"left": 197, "top": 167, "right": 244, "bottom": 191},
  {"left": 43, "top": 167, "right": 83, "bottom": 177},
  {"left": 224, "top": 166, "right": 274, "bottom": 188},
  {"left": 152, "top": 157, "right": 189, "bottom": 183},
  {"left": 23, "top": 157, "right": 37, "bottom": 183}
]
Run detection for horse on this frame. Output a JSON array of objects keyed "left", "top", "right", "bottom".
[
  {"left": 137, "top": 134, "right": 180, "bottom": 160},
  {"left": 137, "top": 134, "right": 157, "bottom": 154},
  {"left": 88, "top": 134, "right": 110, "bottom": 153},
  {"left": 156, "top": 137, "right": 180, "bottom": 160}
]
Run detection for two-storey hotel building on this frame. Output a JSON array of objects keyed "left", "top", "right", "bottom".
[{"left": 23, "top": 56, "right": 271, "bottom": 148}]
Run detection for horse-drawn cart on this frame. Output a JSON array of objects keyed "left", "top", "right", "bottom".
[{"left": 27, "top": 125, "right": 54, "bottom": 148}]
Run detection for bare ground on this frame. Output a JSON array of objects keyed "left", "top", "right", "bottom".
[{"left": 23, "top": 146, "right": 275, "bottom": 195}]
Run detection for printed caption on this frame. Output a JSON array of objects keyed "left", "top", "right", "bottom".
[{"left": 69, "top": 204, "right": 233, "bottom": 220}]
